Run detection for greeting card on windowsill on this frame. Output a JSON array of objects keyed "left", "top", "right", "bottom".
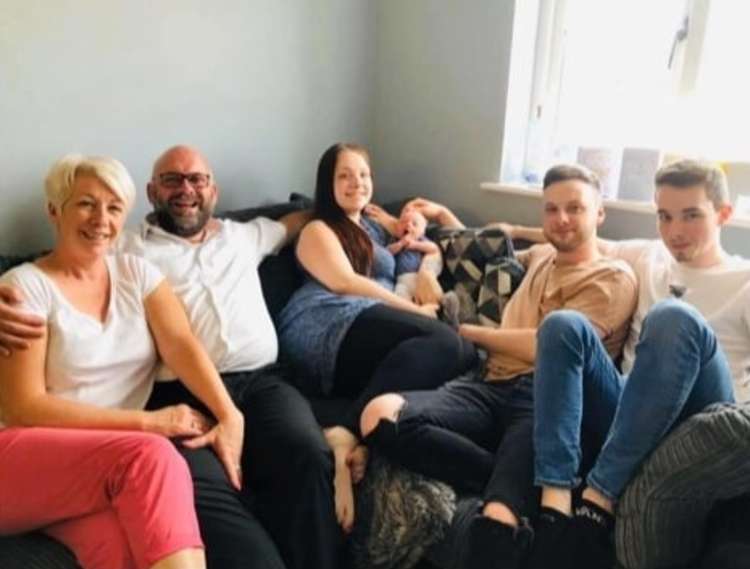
[
  {"left": 577, "top": 147, "right": 622, "bottom": 200},
  {"left": 618, "top": 148, "right": 662, "bottom": 203}
]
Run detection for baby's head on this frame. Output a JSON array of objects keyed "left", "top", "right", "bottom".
[{"left": 397, "top": 208, "right": 428, "bottom": 239}]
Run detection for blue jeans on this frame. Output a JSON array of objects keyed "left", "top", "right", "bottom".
[{"left": 533, "top": 299, "right": 735, "bottom": 500}]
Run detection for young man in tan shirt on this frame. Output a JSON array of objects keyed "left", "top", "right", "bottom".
[{"left": 358, "top": 164, "right": 638, "bottom": 569}]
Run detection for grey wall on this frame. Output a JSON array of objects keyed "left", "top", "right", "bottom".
[
  {"left": 1, "top": 0, "right": 375, "bottom": 253},
  {"left": 370, "top": 0, "right": 750, "bottom": 256},
  {"left": 4, "top": 0, "right": 748, "bottom": 255},
  {"left": 370, "top": 0, "right": 514, "bottom": 225}
]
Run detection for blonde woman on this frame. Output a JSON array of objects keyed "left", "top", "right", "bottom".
[{"left": 0, "top": 155, "right": 244, "bottom": 569}]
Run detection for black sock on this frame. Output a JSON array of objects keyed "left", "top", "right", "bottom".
[
  {"left": 526, "top": 507, "right": 575, "bottom": 569},
  {"left": 573, "top": 499, "right": 615, "bottom": 568},
  {"left": 464, "top": 513, "right": 532, "bottom": 569},
  {"left": 575, "top": 499, "right": 614, "bottom": 532}
]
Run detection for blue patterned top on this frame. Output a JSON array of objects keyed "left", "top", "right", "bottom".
[{"left": 278, "top": 217, "right": 397, "bottom": 394}]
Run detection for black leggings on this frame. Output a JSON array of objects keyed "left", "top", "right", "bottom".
[{"left": 332, "top": 303, "right": 478, "bottom": 435}]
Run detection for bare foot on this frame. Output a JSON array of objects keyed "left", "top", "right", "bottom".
[
  {"left": 333, "top": 461, "right": 355, "bottom": 533},
  {"left": 347, "top": 444, "right": 369, "bottom": 485},
  {"left": 324, "top": 426, "right": 359, "bottom": 533}
]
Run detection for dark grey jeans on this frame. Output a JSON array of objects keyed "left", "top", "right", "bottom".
[{"left": 366, "top": 374, "right": 539, "bottom": 522}]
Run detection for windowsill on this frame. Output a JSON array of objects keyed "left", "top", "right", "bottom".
[{"left": 481, "top": 182, "right": 750, "bottom": 230}]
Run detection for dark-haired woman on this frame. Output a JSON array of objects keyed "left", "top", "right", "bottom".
[{"left": 278, "top": 143, "right": 477, "bottom": 531}]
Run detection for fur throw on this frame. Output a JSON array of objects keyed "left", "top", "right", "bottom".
[{"left": 348, "top": 453, "right": 456, "bottom": 569}]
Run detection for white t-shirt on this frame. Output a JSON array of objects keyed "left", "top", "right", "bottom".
[
  {"left": 118, "top": 217, "right": 286, "bottom": 379},
  {"left": 0, "top": 254, "right": 164, "bottom": 426},
  {"left": 610, "top": 239, "right": 750, "bottom": 401}
]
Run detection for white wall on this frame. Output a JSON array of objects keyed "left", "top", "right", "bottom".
[{"left": 1, "top": 0, "right": 375, "bottom": 253}]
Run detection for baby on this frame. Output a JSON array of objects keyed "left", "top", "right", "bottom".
[
  {"left": 387, "top": 208, "right": 460, "bottom": 326},
  {"left": 388, "top": 209, "right": 440, "bottom": 298}
]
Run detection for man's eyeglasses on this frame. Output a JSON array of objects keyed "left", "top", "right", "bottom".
[{"left": 156, "top": 172, "right": 212, "bottom": 189}]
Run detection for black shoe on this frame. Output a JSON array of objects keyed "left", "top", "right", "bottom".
[
  {"left": 464, "top": 514, "right": 533, "bottom": 569},
  {"left": 525, "top": 507, "right": 575, "bottom": 569},
  {"left": 572, "top": 500, "right": 615, "bottom": 569}
]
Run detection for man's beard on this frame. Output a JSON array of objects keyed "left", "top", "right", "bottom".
[
  {"left": 153, "top": 202, "right": 212, "bottom": 238},
  {"left": 544, "top": 231, "right": 583, "bottom": 253}
]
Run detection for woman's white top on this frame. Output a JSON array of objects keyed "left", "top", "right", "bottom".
[{"left": 0, "top": 254, "right": 164, "bottom": 426}]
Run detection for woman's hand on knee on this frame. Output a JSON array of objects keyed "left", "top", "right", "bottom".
[
  {"left": 144, "top": 404, "right": 213, "bottom": 438},
  {"left": 183, "top": 409, "right": 245, "bottom": 490}
]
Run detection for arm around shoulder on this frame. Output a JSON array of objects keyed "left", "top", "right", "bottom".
[
  {"left": 485, "top": 221, "right": 547, "bottom": 244},
  {"left": 0, "top": 283, "right": 46, "bottom": 355}
]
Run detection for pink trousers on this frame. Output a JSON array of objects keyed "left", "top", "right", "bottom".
[{"left": 0, "top": 427, "right": 203, "bottom": 569}]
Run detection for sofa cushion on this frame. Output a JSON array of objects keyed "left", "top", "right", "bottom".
[
  {"left": 220, "top": 192, "right": 312, "bottom": 224},
  {"left": 0, "top": 254, "right": 38, "bottom": 276},
  {"left": 616, "top": 402, "right": 750, "bottom": 569},
  {"left": 0, "top": 534, "right": 79, "bottom": 569}
]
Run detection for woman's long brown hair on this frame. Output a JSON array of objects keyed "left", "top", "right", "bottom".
[{"left": 314, "top": 143, "right": 374, "bottom": 276}]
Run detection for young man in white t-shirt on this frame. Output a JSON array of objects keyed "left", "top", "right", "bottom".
[
  {"left": 520, "top": 160, "right": 749, "bottom": 569},
  {"left": 0, "top": 146, "right": 341, "bottom": 569}
]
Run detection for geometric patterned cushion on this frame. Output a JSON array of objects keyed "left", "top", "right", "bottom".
[
  {"left": 434, "top": 228, "right": 514, "bottom": 299},
  {"left": 476, "top": 256, "right": 526, "bottom": 327}
]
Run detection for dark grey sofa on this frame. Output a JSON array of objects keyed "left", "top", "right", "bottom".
[{"left": 2, "top": 198, "right": 750, "bottom": 569}]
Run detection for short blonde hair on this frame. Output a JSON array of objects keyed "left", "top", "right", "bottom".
[{"left": 44, "top": 154, "right": 136, "bottom": 211}]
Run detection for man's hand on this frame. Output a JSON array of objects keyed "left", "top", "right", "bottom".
[
  {"left": 403, "top": 198, "right": 464, "bottom": 229},
  {"left": 0, "top": 284, "right": 45, "bottom": 357},
  {"left": 184, "top": 410, "right": 245, "bottom": 490}
]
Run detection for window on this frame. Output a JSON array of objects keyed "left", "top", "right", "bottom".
[{"left": 501, "top": 0, "right": 750, "bottom": 212}]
